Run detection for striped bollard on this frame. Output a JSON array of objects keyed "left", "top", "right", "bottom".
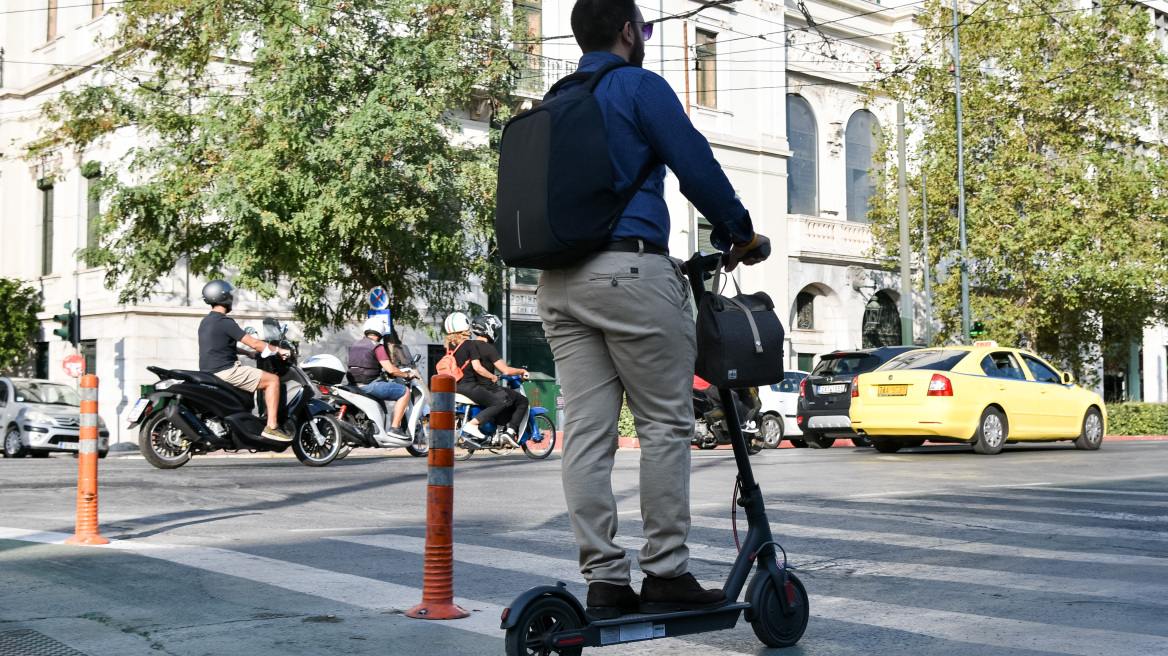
[
  {"left": 405, "top": 374, "right": 468, "bottom": 620},
  {"left": 65, "top": 375, "right": 109, "bottom": 546}
]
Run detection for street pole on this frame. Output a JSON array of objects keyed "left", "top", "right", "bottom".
[
  {"left": 953, "top": 0, "right": 971, "bottom": 345},
  {"left": 922, "top": 169, "right": 934, "bottom": 346},
  {"left": 897, "top": 102, "right": 914, "bottom": 346}
]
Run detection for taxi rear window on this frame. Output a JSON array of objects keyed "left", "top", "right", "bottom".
[{"left": 880, "top": 350, "right": 968, "bottom": 372}]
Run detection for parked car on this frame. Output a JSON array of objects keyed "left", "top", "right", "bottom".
[
  {"left": 796, "top": 346, "right": 921, "bottom": 448},
  {"left": 0, "top": 378, "right": 109, "bottom": 458},
  {"left": 850, "top": 343, "right": 1106, "bottom": 454},
  {"left": 757, "top": 370, "right": 810, "bottom": 447}
]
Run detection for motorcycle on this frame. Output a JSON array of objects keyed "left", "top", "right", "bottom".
[
  {"left": 128, "top": 318, "right": 346, "bottom": 468},
  {"left": 302, "top": 353, "right": 429, "bottom": 458},
  {"left": 452, "top": 375, "right": 557, "bottom": 461},
  {"left": 693, "top": 382, "right": 765, "bottom": 455}
]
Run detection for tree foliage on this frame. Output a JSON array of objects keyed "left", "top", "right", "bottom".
[
  {"left": 29, "top": 0, "right": 523, "bottom": 337},
  {"left": 0, "top": 279, "right": 43, "bottom": 374},
  {"left": 867, "top": 0, "right": 1168, "bottom": 380}
]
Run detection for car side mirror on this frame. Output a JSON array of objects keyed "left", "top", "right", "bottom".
[{"left": 1062, "top": 372, "right": 1074, "bottom": 385}]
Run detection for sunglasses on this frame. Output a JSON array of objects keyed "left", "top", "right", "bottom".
[{"left": 629, "top": 20, "right": 653, "bottom": 41}]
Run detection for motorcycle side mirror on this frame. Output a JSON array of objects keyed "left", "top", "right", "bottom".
[
  {"left": 413, "top": 354, "right": 422, "bottom": 364},
  {"left": 282, "top": 324, "right": 289, "bottom": 335},
  {"left": 244, "top": 327, "right": 258, "bottom": 337}
]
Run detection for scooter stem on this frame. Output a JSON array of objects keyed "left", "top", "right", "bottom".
[{"left": 716, "top": 387, "right": 758, "bottom": 492}]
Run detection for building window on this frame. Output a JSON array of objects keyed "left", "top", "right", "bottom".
[
  {"left": 81, "top": 340, "right": 97, "bottom": 377},
  {"left": 786, "top": 95, "right": 818, "bottom": 216},
  {"left": 795, "top": 292, "right": 815, "bottom": 330},
  {"left": 46, "top": 0, "right": 58, "bottom": 41},
  {"left": 695, "top": 30, "right": 717, "bottom": 109},
  {"left": 39, "top": 180, "right": 54, "bottom": 276},
  {"left": 85, "top": 168, "right": 102, "bottom": 259},
  {"left": 92, "top": 0, "right": 103, "bottom": 19},
  {"left": 845, "top": 110, "right": 880, "bottom": 223},
  {"left": 35, "top": 342, "right": 50, "bottom": 380},
  {"left": 797, "top": 353, "right": 815, "bottom": 373},
  {"left": 861, "top": 291, "right": 900, "bottom": 348}
]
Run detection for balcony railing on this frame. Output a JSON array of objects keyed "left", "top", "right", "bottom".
[
  {"left": 787, "top": 214, "right": 875, "bottom": 262},
  {"left": 510, "top": 51, "right": 577, "bottom": 97}
]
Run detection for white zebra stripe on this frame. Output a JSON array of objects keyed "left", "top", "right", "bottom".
[{"left": 850, "top": 497, "right": 1168, "bottom": 524}]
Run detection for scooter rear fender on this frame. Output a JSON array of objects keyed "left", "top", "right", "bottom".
[{"left": 500, "top": 583, "right": 586, "bottom": 630}]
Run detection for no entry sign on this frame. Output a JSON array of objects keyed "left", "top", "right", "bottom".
[{"left": 63, "top": 354, "right": 86, "bottom": 378}]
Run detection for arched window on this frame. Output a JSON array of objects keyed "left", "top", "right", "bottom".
[
  {"left": 795, "top": 291, "right": 815, "bottom": 330},
  {"left": 786, "top": 95, "right": 818, "bottom": 216},
  {"left": 861, "top": 291, "right": 900, "bottom": 348},
  {"left": 845, "top": 110, "right": 880, "bottom": 223}
]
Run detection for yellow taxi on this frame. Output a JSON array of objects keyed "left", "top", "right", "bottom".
[{"left": 849, "top": 342, "right": 1106, "bottom": 454}]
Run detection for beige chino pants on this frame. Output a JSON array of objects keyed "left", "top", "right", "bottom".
[{"left": 538, "top": 250, "right": 697, "bottom": 586}]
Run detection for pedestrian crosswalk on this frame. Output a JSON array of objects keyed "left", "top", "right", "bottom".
[{"left": 6, "top": 483, "right": 1168, "bottom": 655}]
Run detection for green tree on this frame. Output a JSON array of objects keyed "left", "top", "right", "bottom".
[
  {"left": 867, "top": 0, "right": 1168, "bottom": 381},
  {"left": 0, "top": 279, "right": 43, "bottom": 373},
  {"left": 28, "top": 0, "right": 522, "bottom": 337}
]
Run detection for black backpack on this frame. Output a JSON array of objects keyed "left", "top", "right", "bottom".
[{"left": 495, "top": 62, "right": 655, "bottom": 270}]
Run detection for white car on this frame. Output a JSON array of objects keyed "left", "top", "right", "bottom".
[
  {"left": 757, "top": 370, "right": 810, "bottom": 448},
  {"left": 1, "top": 378, "right": 109, "bottom": 458}
]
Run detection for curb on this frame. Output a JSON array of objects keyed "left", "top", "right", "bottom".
[{"left": 617, "top": 435, "right": 1167, "bottom": 450}]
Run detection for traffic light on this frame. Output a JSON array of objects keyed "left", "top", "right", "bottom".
[
  {"left": 52, "top": 300, "right": 80, "bottom": 347},
  {"left": 970, "top": 321, "right": 986, "bottom": 339}
]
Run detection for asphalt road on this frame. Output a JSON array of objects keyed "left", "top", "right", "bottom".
[{"left": 2, "top": 440, "right": 1167, "bottom": 656}]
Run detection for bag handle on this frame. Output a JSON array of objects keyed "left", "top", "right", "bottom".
[{"left": 712, "top": 262, "right": 764, "bottom": 354}]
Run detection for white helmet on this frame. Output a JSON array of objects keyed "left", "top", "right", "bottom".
[
  {"left": 444, "top": 312, "right": 470, "bottom": 333},
  {"left": 363, "top": 315, "right": 390, "bottom": 338}
]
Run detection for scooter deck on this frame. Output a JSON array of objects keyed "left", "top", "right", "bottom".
[{"left": 565, "top": 603, "right": 750, "bottom": 648}]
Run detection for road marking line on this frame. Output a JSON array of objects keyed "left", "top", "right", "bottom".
[
  {"left": 499, "top": 528, "right": 1168, "bottom": 605},
  {"left": 759, "top": 502, "right": 1168, "bottom": 542},
  {"left": 851, "top": 497, "right": 1168, "bottom": 524},
  {"left": 975, "top": 491, "right": 1168, "bottom": 509},
  {"left": 683, "top": 517, "right": 1168, "bottom": 568},
  {"left": 1031, "top": 487, "right": 1168, "bottom": 498},
  {"left": 812, "top": 595, "right": 1168, "bottom": 656}
]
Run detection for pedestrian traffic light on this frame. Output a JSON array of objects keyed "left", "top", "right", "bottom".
[
  {"left": 52, "top": 300, "right": 80, "bottom": 347},
  {"left": 970, "top": 321, "right": 986, "bottom": 338}
]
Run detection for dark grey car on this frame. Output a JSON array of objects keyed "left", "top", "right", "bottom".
[{"left": 795, "top": 347, "right": 921, "bottom": 448}]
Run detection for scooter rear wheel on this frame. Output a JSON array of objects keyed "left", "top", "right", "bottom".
[
  {"left": 504, "top": 596, "right": 584, "bottom": 656},
  {"left": 749, "top": 570, "right": 809, "bottom": 648}
]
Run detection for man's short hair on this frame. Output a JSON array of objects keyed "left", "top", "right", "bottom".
[{"left": 571, "top": 0, "right": 638, "bottom": 53}]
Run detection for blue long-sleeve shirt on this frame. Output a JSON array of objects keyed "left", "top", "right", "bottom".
[{"left": 551, "top": 51, "right": 754, "bottom": 252}]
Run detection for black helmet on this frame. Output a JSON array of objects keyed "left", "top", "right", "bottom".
[
  {"left": 470, "top": 314, "right": 503, "bottom": 343},
  {"left": 202, "top": 279, "right": 235, "bottom": 309}
]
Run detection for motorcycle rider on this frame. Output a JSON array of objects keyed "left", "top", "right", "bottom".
[
  {"left": 348, "top": 315, "right": 416, "bottom": 440},
  {"left": 454, "top": 314, "right": 530, "bottom": 446},
  {"left": 198, "top": 280, "right": 292, "bottom": 442}
]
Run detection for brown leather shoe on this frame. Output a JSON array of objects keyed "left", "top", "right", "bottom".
[
  {"left": 639, "top": 572, "right": 728, "bottom": 614},
  {"left": 586, "top": 582, "right": 639, "bottom": 619}
]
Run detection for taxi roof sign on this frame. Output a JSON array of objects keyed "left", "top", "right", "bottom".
[{"left": 973, "top": 340, "right": 998, "bottom": 347}]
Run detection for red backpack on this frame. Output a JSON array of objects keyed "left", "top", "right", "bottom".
[{"left": 435, "top": 341, "right": 472, "bottom": 382}]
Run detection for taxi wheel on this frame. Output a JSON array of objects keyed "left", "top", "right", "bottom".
[
  {"left": 1074, "top": 408, "right": 1104, "bottom": 451},
  {"left": 972, "top": 408, "right": 1007, "bottom": 455}
]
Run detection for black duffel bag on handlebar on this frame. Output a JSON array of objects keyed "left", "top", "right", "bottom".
[{"left": 695, "top": 264, "right": 785, "bottom": 389}]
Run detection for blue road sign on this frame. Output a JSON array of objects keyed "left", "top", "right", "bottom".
[{"left": 369, "top": 287, "right": 389, "bottom": 311}]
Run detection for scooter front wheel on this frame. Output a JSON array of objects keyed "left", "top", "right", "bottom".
[
  {"left": 504, "top": 596, "right": 584, "bottom": 656},
  {"left": 406, "top": 417, "right": 429, "bottom": 457},
  {"left": 292, "top": 415, "right": 343, "bottom": 467},
  {"left": 749, "top": 570, "right": 809, "bottom": 648}
]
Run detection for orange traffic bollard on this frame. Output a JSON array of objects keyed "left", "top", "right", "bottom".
[
  {"left": 65, "top": 375, "right": 108, "bottom": 546},
  {"left": 405, "top": 374, "right": 468, "bottom": 620}
]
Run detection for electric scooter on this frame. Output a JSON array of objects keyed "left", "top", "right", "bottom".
[{"left": 501, "top": 247, "right": 809, "bottom": 653}]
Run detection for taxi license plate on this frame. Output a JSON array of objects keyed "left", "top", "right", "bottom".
[
  {"left": 878, "top": 385, "right": 908, "bottom": 396},
  {"left": 59, "top": 442, "right": 79, "bottom": 451},
  {"left": 818, "top": 384, "right": 847, "bottom": 395},
  {"left": 127, "top": 398, "right": 150, "bottom": 423}
]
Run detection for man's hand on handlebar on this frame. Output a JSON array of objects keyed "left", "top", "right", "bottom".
[{"left": 725, "top": 233, "right": 771, "bottom": 272}]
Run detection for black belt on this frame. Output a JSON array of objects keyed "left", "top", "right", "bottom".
[{"left": 597, "top": 239, "right": 668, "bottom": 257}]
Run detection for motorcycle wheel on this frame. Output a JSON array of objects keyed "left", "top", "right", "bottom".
[
  {"left": 523, "top": 415, "right": 557, "bottom": 460},
  {"left": 139, "top": 412, "right": 192, "bottom": 469},
  {"left": 292, "top": 415, "right": 343, "bottom": 467},
  {"left": 406, "top": 416, "right": 429, "bottom": 458}
]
